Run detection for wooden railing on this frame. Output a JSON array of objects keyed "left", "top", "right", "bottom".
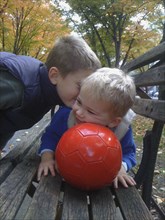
[{"left": 122, "top": 41, "right": 165, "bottom": 211}]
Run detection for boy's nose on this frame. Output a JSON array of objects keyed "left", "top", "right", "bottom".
[
  {"left": 72, "top": 102, "right": 84, "bottom": 118},
  {"left": 72, "top": 103, "right": 77, "bottom": 112},
  {"left": 76, "top": 108, "right": 84, "bottom": 118}
]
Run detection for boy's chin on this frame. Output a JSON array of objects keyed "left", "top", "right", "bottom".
[{"left": 75, "top": 118, "right": 84, "bottom": 125}]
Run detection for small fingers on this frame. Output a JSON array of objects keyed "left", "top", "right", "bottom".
[
  {"left": 43, "top": 166, "right": 49, "bottom": 177},
  {"left": 37, "top": 166, "right": 44, "bottom": 181},
  {"left": 126, "top": 176, "right": 136, "bottom": 186},
  {"left": 37, "top": 165, "right": 49, "bottom": 181},
  {"left": 113, "top": 178, "right": 118, "bottom": 188},
  {"left": 37, "top": 163, "right": 56, "bottom": 181},
  {"left": 114, "top": 174, "right": 136, "bottom": 188},
  {"left": 49, "top": 165, "right": 56, "bottom": 177}
]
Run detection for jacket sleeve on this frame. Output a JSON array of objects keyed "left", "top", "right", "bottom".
[
  {"left": 38, "top": 107, "right": 71, "bottom": 155},
  {"left": 120, "top": 126, "right": 136, "bottom": 171},
  {"left": 0, "top": 67, "right": 24, "bottom": 110}
]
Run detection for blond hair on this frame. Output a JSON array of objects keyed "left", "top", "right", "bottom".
[
  {"left": 81, "top": 68, "right": 136, "bottom": 117},
  {"left": 45, "top": 34, "right": 101, "bottom": 76}
]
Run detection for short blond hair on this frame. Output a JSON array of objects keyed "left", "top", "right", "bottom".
[
  {"left": 81, "top": 68, "right": 136, "bottom": 117},
  {"left": 45, "top": 34, "right": 101, "bottom": 76}
]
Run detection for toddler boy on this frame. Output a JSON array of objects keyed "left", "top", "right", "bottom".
[{"left": 38, "top": 68, "right": 137, "bottom": 188}]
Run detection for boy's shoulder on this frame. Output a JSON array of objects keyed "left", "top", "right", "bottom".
[
  {"left": 50, "top": 106, "right": 71, "bottom": 129},
  {"left": 52, "top": 106, "right": 71, "bottom": 120},
  {"left": 114, "top": 109, "right": 136, "bottom": 140},
  {"left": 56, "top": 106, "right": 72, "bottom": 114},
  {"left": 0, "top": 52, "right": 43, "bottom": 68},
  {"left": 0, "top": 52, "right": 45, "bottom": 82}
]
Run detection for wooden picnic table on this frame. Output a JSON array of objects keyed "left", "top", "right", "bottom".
[
  {"left": 0, "top": 114, "right": 153, "bottom": 220},
  {"left": 2, "top": 41, "right": 165, "bottom": 220}
]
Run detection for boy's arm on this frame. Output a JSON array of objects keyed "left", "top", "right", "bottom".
[
  {"left": 37, "top": 118, "right": 61, "bottom": 181},
  {"left": 0, "top": 69, "right": 24, "bottom": 109},
  {"left": 37, "top": 107, "right": 71, "bottom": 180},
  {"left": 120, "top": 126, "right": 136, "bottom": 171},
  {"left": 113, "top": 126, "right": 136, "bottom": 188},
  {"left": 38, "top": 107, "right": 71, "bottom": 155}
]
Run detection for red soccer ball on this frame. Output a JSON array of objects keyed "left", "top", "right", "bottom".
[{"left": 55, "top": 123, "right": 122, "bottom": 190}]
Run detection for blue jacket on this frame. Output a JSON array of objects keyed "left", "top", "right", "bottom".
[
  {"left": 0, "top": 52, "right": 64, "bottom": 133},
  {"left": 39, "top": 107, "right": 136, "bottom": 171}
]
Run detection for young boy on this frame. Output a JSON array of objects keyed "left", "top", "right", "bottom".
[
  {"left": 37, "top": 68, "right": 137, "bottom": 188},
  {"left": 0, "top": 34, "right": 101, "bottom": 149}
]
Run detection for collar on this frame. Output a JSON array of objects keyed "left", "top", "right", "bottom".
[{"left": 67, "top": 110, "right": 77, "bottom": 128}]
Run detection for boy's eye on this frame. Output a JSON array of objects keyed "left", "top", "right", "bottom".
[
  {"left": 87, "top": 110, "right": 96, "bottom": 115},
  {"left": 77, "top": 83, "right": 81, "bottom": 89},
  {"left": 76, "top": 99, "right": 81, "bottom": 105}
]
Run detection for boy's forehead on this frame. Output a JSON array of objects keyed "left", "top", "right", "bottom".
[
  {"left": 79, "top": 91, "right": 113, "bottom": 115},
  {"left": 80, "top": 87, "right": 113, "bottom": 110},
  {"left": 80, "top": 85, "right": 88, "bottom": 93}
]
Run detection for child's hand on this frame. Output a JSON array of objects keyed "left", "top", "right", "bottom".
[
  {"left": 113, "top": 165, "right": 136, "bottom": 188},
  {"left": 37, "top": 151, "right": 56, "bottom": 181}
]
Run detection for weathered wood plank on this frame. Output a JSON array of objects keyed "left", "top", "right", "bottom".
[
  {"left": 122, "top": 41, "right": 165, "bottom": 71},
  {"left": 61, "top": 183, "right": 89, "bottom": 220},
  {"left": 2, "top": 114, "right": 50, "bottom": 161},
  {"left": 14, "top": 194, "right": 32, "bottom": 220},
  {"left": 0, "top": 159, "right": 13, "bottom": 185},
  {"left": 132, "top": 98, "right": 165, "bottom": 122},
  {"left": 133, "top": 64, "right": 165, "bottom": 86},
  {"left": 89, "top": 187, "right": 118, "bottom": 220},
  {"left": 0, "top": 143, "right": 39, "bottom": 220},
  {"left": 24, "top": 175, "right": 62, "bottom": 220},
  {"left": 114, "top": 187, "right": 154, "bottom": 220},
  {"left": 0, "top": 114, "right": 50, "bottom": 184},
  {"left": 136, "top": 88, "right": 151, "bottom": 99}
]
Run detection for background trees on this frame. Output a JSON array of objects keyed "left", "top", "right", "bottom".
[
  {"left": 54, "top": 0, "right": 164, "bottom": 67},
  {"left": 0, "top": 0, "right": 70, "bottom": 61},
  {"left": 1, "top": 0, "right": 164, "bottom": 65}
]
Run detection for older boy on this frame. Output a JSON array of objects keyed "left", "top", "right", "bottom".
[
  {"left": 0, "top": 34, "right": 101, "bottom": 149},
  {"left": 37, "top": 68, "right": 137, "bottom": 188}
]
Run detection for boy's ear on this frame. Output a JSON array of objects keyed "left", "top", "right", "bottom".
[
  {"left": 108, "top": 117, "right": 122, "bottom": 128},
  {"left": 48, "top": 67, "right": 60, "bottom": 85}
]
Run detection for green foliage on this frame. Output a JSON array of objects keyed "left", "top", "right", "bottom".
[
  {"left": 0, "top": 0, "right": 70, "bottom": 61},
  {"left": 54, "top": 0, "right": 163, "bottom": 67},
  {"left": 132, "top": 115, "right": 165, "bottom": 149}
]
